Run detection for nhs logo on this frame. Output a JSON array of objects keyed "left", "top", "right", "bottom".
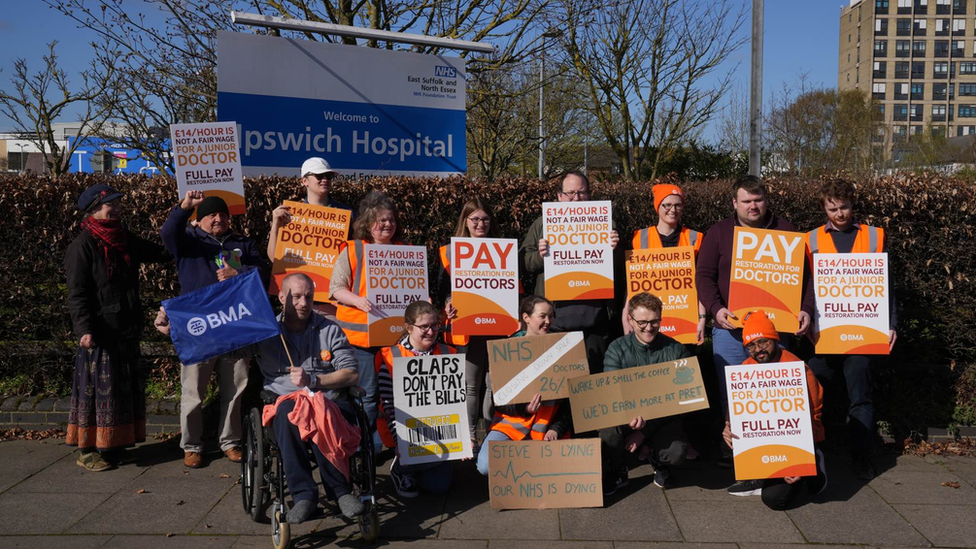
[{"left": 435, "top": 66, "right": 457, "bottom": 78}]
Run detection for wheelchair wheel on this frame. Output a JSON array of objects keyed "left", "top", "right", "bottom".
[
  {"left": 272, "top": 506, "right": 291, "bottom": 549},
  {"left": 359, "top": 503, "right": 380, "bottom": 542},
  {"left": 241, "top": 407, "right": 268, "bottom": 521}
]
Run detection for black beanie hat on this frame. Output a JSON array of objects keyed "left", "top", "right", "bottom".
[{"left": 196, "top": 196, "right": 230, "bottom": 221}]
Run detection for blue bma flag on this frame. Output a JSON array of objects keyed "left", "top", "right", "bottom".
[{"left": 163, "top": 269, "right": 280, "bottom": 365}]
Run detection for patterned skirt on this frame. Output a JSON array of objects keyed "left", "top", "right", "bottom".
[{"left": 66, "top": 339, "right": 147, "bottom": 452}]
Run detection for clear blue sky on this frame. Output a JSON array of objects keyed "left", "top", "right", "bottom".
[{"left": 0, "top": 1, "right": 842, "bottom": 141}]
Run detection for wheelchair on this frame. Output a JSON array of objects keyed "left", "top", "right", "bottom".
[{"left": 240, "top": 387, "right": 380, "bottom": 549}]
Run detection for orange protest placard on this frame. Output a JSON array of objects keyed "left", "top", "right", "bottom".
[
  {"left": 625, "top": 246, "right": 699, "bottom": 344},
  {"left": 727, "top": 227, "right": 806, "bottom": 332},
  {"left": 268, "top": 201, "right": 351, "bottom": 302},
  {"left": 450, "top": 237, "right": 519, "bottom": 336}
]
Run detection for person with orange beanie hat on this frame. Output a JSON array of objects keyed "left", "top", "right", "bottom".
[
  {"left": 722, "top": 310, "right": 827, "bottom": 509},
  {"left": 628, "top": 183, "right": 707, "bottom": 343}
]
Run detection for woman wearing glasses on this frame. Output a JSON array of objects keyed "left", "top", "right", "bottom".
[
  {"left": 627, "top": 184, "right": 707, "bottom": 344},
  {"left": 375, "top": 301, "right": 457, "bottom": 497},
  {"left": 330, "top": 191, "right": 405, "bottom": 429},
  {"left": 476, "top": 295, "right": 573, "bottom": 476},
  {"left": 437, "top": 197, "right": 504, "bottom": 450}
]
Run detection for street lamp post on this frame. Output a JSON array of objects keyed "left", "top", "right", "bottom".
[
  {"left": 17, "top": 143, "right": 26, "bottom": 173},
  {"left": 538, "top": 29, "right": 562, "bottom": 180}
]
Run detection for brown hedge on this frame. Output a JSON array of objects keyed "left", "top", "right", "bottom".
[{"left": 1, "top": 172, "right": 974, "bottom": 431}]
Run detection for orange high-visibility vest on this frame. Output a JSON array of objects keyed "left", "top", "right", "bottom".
[
  {"left": 333, "top": 239, "right": 405, "bottom": 348},
  {"left": 490, "top": 401, "right": 562, "bottom": 441},
  {"left": 375, "top": 342, "right": 456, "bottom": 449},
  {"left": 631, "top": 226, "right": 702, "bottom": 255},
  {"left": 439, "top": 244, "right": 470, "bottom": 347},
  {"left": 807, "top": 224, "right": 885, "bottom": 255}
]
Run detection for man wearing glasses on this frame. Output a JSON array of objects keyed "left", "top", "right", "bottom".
[
  {"left": 519, "top": 170, "right": 621, "bottom": 373},
  {"left": 599, "top": 293, "right": 690, "bottom": 494},
  {"left": 722, "top": 310, "right": 827, "bottom": 507}
]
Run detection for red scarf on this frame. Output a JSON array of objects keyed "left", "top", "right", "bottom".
[{"left": 81, "top": 216, "right": 131, "bottom": 278}]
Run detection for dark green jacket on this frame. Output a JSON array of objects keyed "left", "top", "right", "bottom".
[{"left": 604, "top": 332, "right": 690, "bottom": 372}]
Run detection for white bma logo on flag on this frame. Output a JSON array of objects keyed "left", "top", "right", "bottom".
[{"left": 187, "top": 317, "right": 208, "bottom": 336}]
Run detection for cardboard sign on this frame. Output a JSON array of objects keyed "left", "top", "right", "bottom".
[
  {"left": 625, "top": 246, "right": 699, "bottom": 344},
  {"left": 268, "top": 201, "right": 351, "bottom": 301},
  {"left": 725, "top": 361, "right": 817, "bottom": 480},
  {"left": 392, "top": 354, "right": 472, "bottom": 465},
  {"left": 489, "top": 332, "right": 589, "bottom": 405},
  {"left": 727, "top": 227, "right": 806, "bottom": 332},
  {"left": 568, "top": 357, "right": 709, "bottom": 432},
  {"left": 813, "top": 253, "right": 890, "bottom": 355},
  {"left": 542, "top": 201, "right": 614, "bottom": 301},
  {"left": 170, "top": 121, "right": 245, "bottom": 215},
  {"left": 364, "top": 244, "right": 429, "bottom": 347},
  {"left": 488, "top": 439, "right": 603, "bottom": 509},
  {"left": 450, "top": 237, "right": 519, "bottom": 336}
]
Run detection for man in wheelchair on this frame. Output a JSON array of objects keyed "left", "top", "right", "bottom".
[
  {"left": 253, "top": 272, "right": 367, "bottom": 524},
  {"left": 155, "top": 272, "right": 367, "bottom": 525}
]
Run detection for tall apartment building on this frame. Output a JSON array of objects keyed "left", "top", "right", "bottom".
[{"left": 839, "top": 0, "right": 976, "bottom": 153}]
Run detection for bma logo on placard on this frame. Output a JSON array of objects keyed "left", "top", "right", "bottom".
[
  {"left": 435, "top": 66, "right": 457, "bottom": 78},
  {"left": 186, "top": 303, "right": 253, "bottom": 337}
]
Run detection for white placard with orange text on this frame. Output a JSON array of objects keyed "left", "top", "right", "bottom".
[
  {"left": 727, "top": 227, "right": 805, "bottom": 332},
  {"left": 542, "top": 201, "right": 614, "bottom": 301},
  {"left": 450, "top": 237, "right": 519, "bottom": 336},
  {"left": 813, "top": 253, "right": 890, "bottom": 355},
  {"left": 365, "top": 244, "right": 429, "bottom": 347},
  {"left": 725, "top": 361, "right": 817, "bottom": 481},
  {"left": 170, "top": 121, "right": 245, "bottom": 215},
  {"left": 625, "top": 246, "right": 699, "bottom": 344}
]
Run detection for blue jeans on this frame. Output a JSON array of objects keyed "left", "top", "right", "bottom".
[
  {"left": 476, "top": 430, "right": 513, "bottom": 476},
  {"left": 274, "top": 398, "right": 355, "bottom": 503},
  {"left": 352, "top": 346, "right": 378, "bottom": 427},
  {"left": 711, "top": 327, "right": 750, "bottom": 408},
  {"left": 393, "top": 458, "right": 455, "bottom": 494}
]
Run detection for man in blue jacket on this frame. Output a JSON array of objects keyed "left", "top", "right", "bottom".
[{"left": 161, "top": 190, "right": 270, "bottom": 468}]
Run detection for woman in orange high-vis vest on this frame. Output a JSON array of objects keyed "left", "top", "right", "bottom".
[
  {"left": 476, "top": 295, "right": 572, "bottom": 476},
  {"left": 329, "top": 191, "right": 406, "bottom": 428},
  {"left": 375, "top": 301, "right": 456, "bottom": 498},
  {"left": 626, "top": 184, "right": 708, "bottom": 344},
  {"left": 805, "top": 179, "right": 896, "bottom": 482},
  {"left": 438, "top": 197, "right": 506, "bottom": 448}
]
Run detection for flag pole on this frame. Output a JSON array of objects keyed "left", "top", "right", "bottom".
[{"left": 279, "top": 333, "right": 296, "bottom": 369}]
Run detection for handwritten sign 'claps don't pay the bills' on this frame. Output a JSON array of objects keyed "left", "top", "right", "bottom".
[
  {"left": 542, "top": 201, "right": 614, "bottom": 301},
  {"left": 392, "top": 353, "right": 472, "bottom": 465},
  {"left": 568, "top": 357, "right": 709, "bottom": 433},
  {"left": 489, "top": 332, "right": 589, "bottom": 405},
  {"left": 489, "top": 438, "right": 603, "bottom": 509}
]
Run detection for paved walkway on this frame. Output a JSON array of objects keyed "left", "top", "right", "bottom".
[{"left": 1, "top": 437, "right": 974, "bottom": 549}]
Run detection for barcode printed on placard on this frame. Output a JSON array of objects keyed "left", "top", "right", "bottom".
[{"left": 407, "top": 424, "right": 458, "bottom": 445}]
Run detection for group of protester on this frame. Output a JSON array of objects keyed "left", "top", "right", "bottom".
[{"left": 63, "top": 157, "right": 895, "bottom": 521}]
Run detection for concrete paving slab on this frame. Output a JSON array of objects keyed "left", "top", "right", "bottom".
[
  {"left": 659, "top": 463, "right": 736, "bottom": 502},
  {"left": 785, "top": 481, "right": 929, "bottom": 546},
  {"left": 101, "top": 535, "right": 237, "bottom": 548},
  {"left": 738, "top": 545, "right": 887, "bottom": 549},
  {"left": 191, "top": 483, "right": 327, "bottom": 538},
  {"left": 893, "top": 504, "right": 976, "bottom": 547},
  {"left": 65, "top": 475, "right": 234, "bottom": 535},
  {"left": 0, "top": 535, "right": 111, "bottom": 548},
  {"left": 0, "top": 492, "right": 113, "bottom": 534},
  {"left": 493, "top": 542, "right": 611, "bottom": 549},
  {"left": 668, "top": 500, "right": 804, "bottom": 544},
  {"left": 438, "top": 489, "right": 560, "bottom": 540},
  {"left": 870, "top": 469, "right": 976, "bottom": 505},
  {"left": 559, "top": 476, "right": 681, "bottom": 542},
  {"left": 937, "top": 456, "right": 976, "bottom": 488},
  {"left": 613, "top": 541, "right": 740, "bottom": 549},
  {"left": 0, "top": 440, "right": 74, "bottom": 493},
  {"left": 9, "top": 451, "right": 148, "bottom": 494}
]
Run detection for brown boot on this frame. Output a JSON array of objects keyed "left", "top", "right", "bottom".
[
  {"left": 184, "top": 451, "right": 204, "bottom": 468},
  {"left": 224, "top": 447, "right": 243, "bottom": 463}
]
